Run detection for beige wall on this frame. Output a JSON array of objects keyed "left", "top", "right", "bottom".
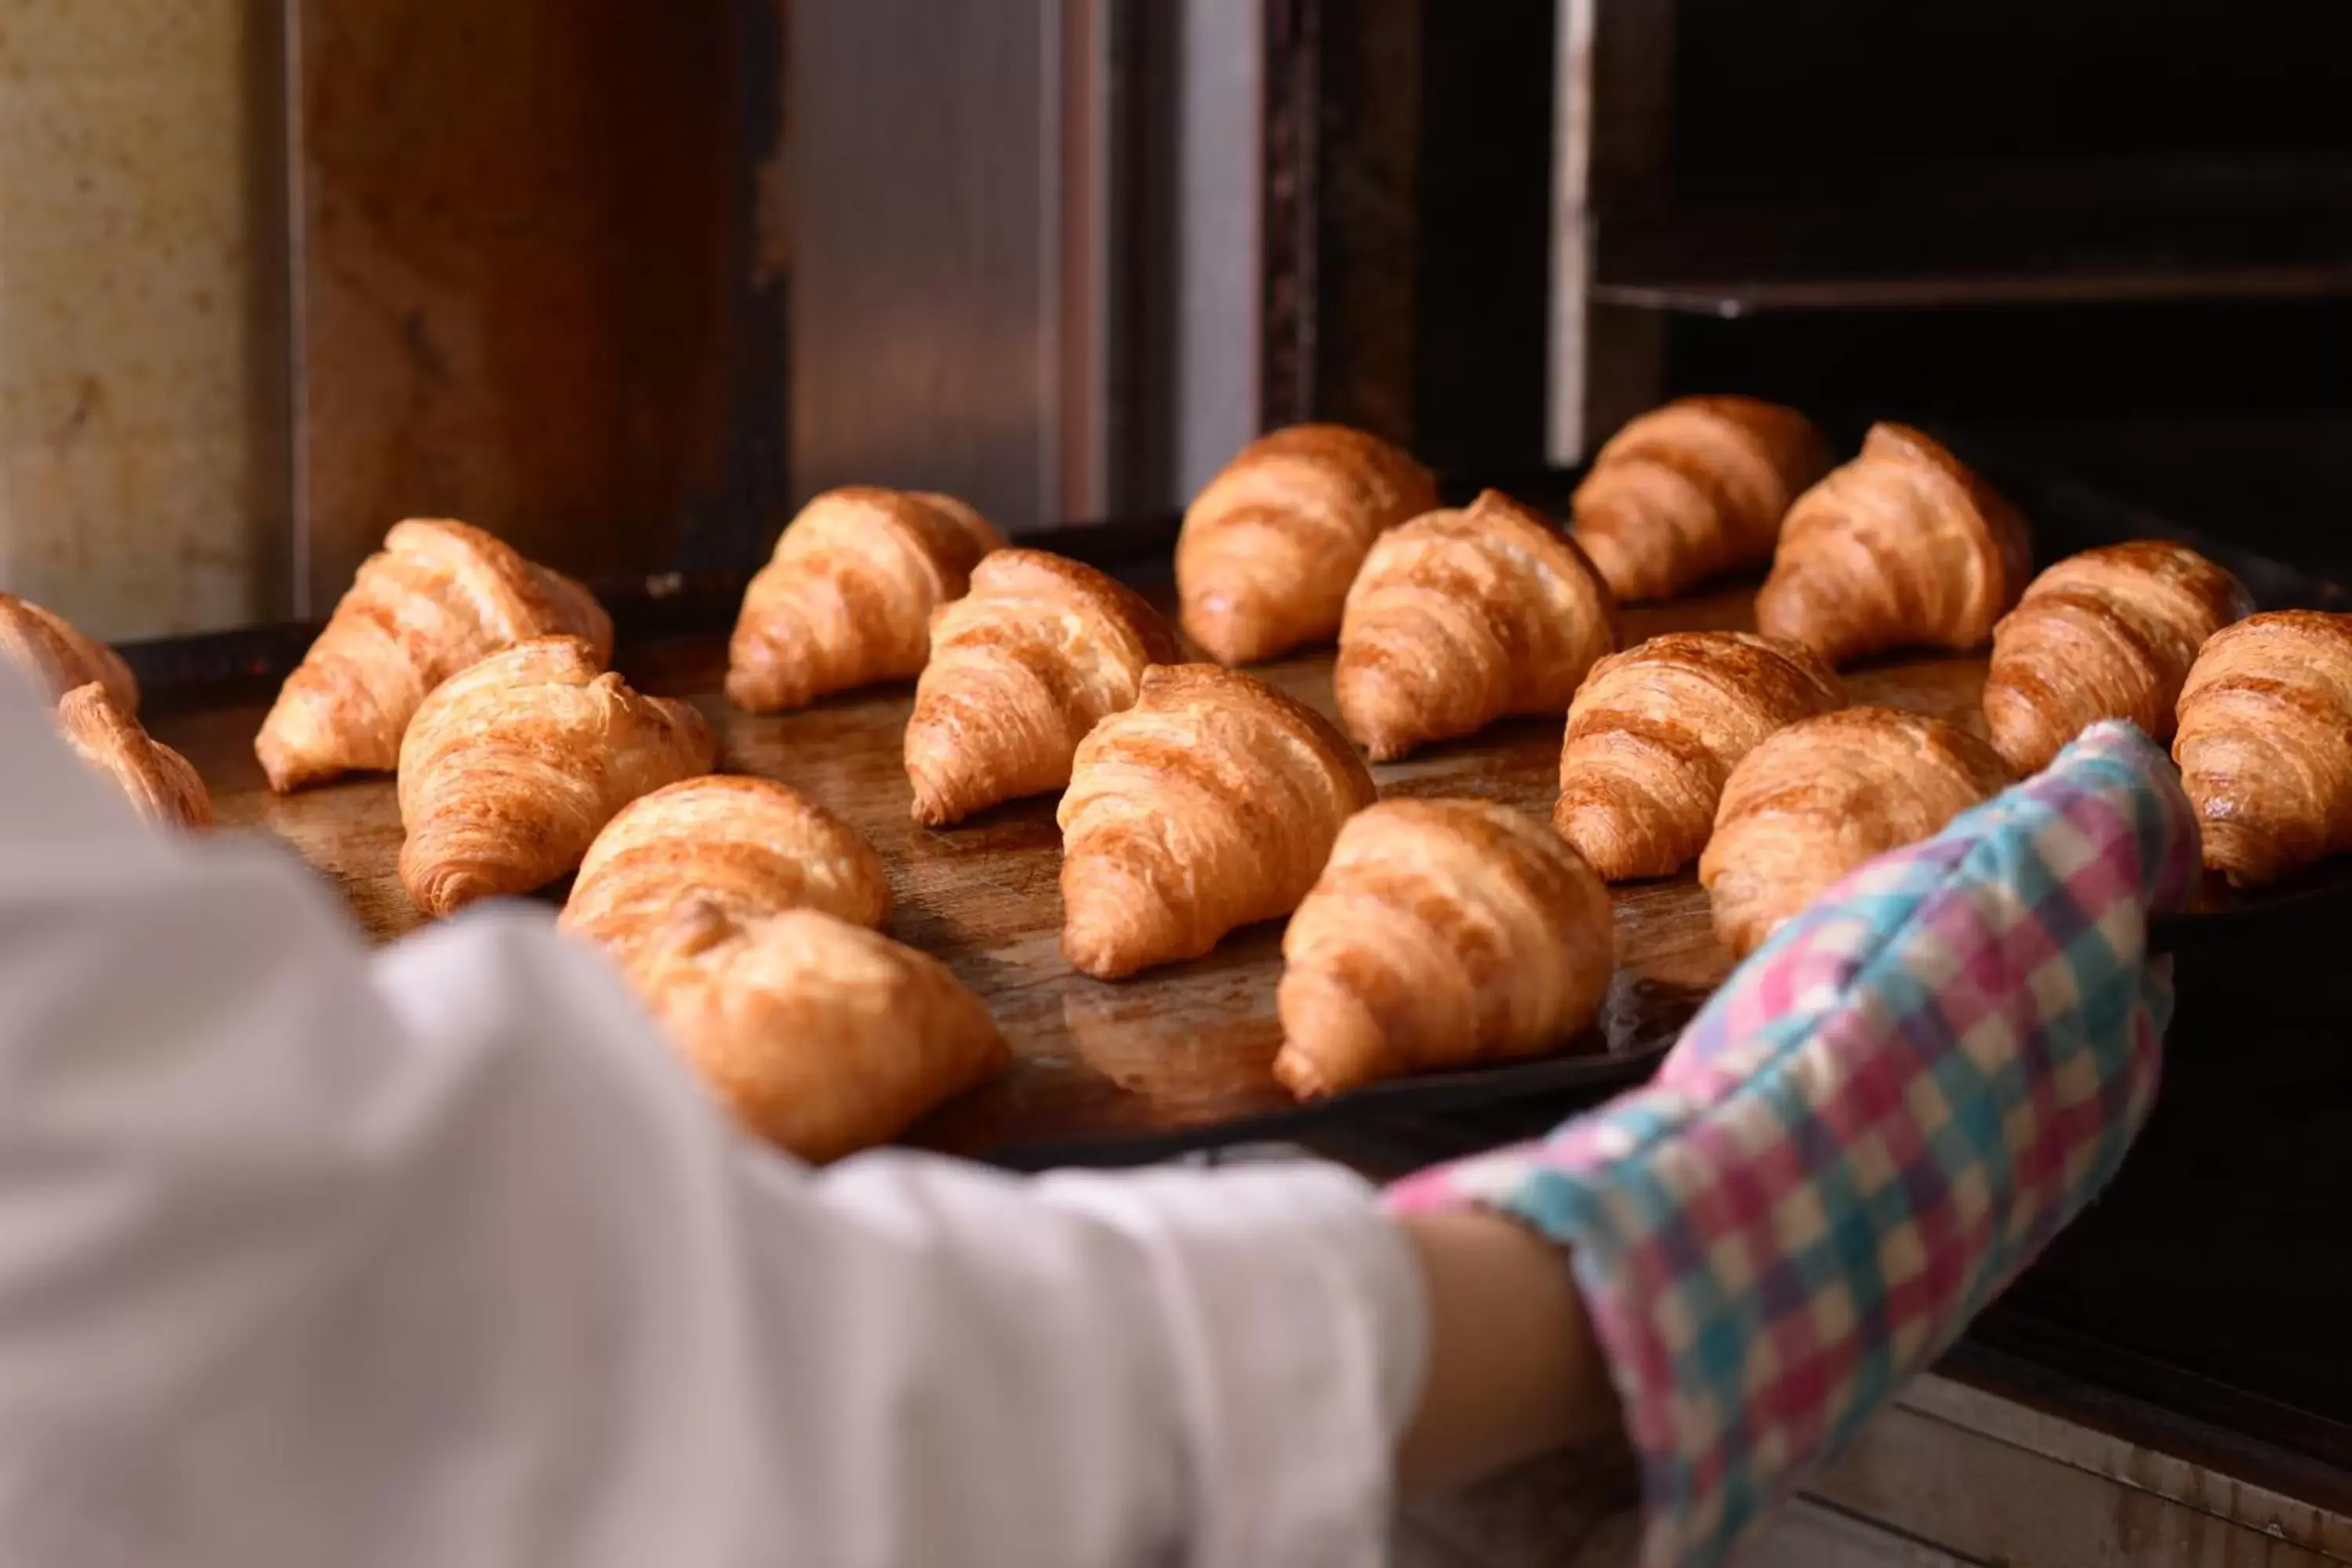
[{"left": 0, "top": 0, "right": 289, "bottom": 641}]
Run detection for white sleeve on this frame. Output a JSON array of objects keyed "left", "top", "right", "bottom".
[{"left": 0, "top": 673, "right": 1427, "bottom": 1568}]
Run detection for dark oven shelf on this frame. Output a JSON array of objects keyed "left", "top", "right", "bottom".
[{"left": 1591, "top": 161, "right": 2352, "bottom": 318}]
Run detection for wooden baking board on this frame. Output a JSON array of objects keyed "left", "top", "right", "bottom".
[{"left": 146, "top": 577, "right": 1990, "bottom": 1162}]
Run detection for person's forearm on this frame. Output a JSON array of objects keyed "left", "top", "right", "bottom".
[{"left": 1395, "top": 1210, "right": 1621, "bottom": 1494}]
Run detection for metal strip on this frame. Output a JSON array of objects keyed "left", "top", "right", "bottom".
[
  {"left": 282, "top": 0, "right": 314, "bottom": 615},
  {"left": 1054, "top": 0, "right": 1114, "bottom": 521},
  {"left": 1547, "top": 0, "right": 1598, "bottom": 466},
  {"left": 1171, "top": 0, "right": 1266, "bottom": 500}
]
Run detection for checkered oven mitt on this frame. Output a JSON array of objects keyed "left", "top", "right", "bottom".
[{"left": 1388, "top": 719, "right": 2200, "bottom": 1568}]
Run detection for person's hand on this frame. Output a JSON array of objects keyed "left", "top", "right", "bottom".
[{"left": 1389, "top": 720, "right": 2198, "bottom": 1566}]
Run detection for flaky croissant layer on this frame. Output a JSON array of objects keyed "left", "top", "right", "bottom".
[
  {"left": 397, "top": 637, "right": 716, "bottom": 916},
  {"left": 630, "top": 902, "right": 1009, "bottom": 1163},
  {"left": 0, "top": 593, "right": 138, "bottom": 712},
  {"left": 1334, "top": 489, "right": 1616, "bottom": 761},
  {"left": 563, "top": 775, "right": 890, "bottom": 970},
  {"left": 1983, "top": 540, "right": 2252, "bottom": 775},
  {"left": 1700, "top": 706, "right": 2010, "bottom": 958},
  {"left": 1555, "top": 630, "right": 1842, "bottom": 881},
  {"left": 256, "top": 518, "right": 612, "bottom": 793},
  {"left": 2173, "top": 609, "right": 2352, "bottom": 887},
  {"left": 905, "top": 549, "right": 1180, "bottom": 826},
  {"left": 1058, "top": 663, "right": 1376, "bottom": 978},
  {"left": 1570, "top": 395, "right": 1830, "bottom": 602},
  {"left": 728, "top": 487, "right": 1003, "bottom": 714},
  {"left": 56, "top": 682, "right": 213, "bottom": 831},
  {"left": 1276, "top": 797, "right": 1613, "bottom": 1098},
  {"left": 1756, "top": 423, "right": 2031, "bottom": 667},
  {"left": 1176, "top": 423, "right": 1438, "bottom": 666}
]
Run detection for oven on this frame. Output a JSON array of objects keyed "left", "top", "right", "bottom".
[
  {"left": 13, "top": 0, "right": 2352, "bottom": 1531},
  {"left": 1238, "top": 0, "right": 2352, "bottom": 1490}
]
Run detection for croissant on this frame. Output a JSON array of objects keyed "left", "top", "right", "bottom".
[
  {"left": 1275, "top": 797, "right": 1613, "bottom": 1098},
  {"left": 630, "top": 902, "right": 1009, "bottom": 1163},
  {"left": 726, "top": 487, "right": 1004, "bottom": 713},
  {"left": 0, "top": 593, "right": 136, "bottom": 710},
  {"left": 904, "top": 550, "right": 1181, "bottom": 826},
  {"left": 1570, "top": 396, "right": 1831, "bottom": 602},
  {"left": 56, "top": 683, "right": 212, "bottom": 831},
  {"left": 1755, "top": 423, "right": 2032, "bottom": 666},
  {"left": 1982, "top": 541, "right": 2252, "bottom": 776},
  {"left": 2173, "top": 610, "right": 2352, "bottom": 887},
  {"left": 1058, "top": 663, "right": 1376, "bottom": 978},
  {"left": 256, "top": 519, "right": 613, "bottom": 793},
  {"left": 562, "top": 775, "right": 891, "bottom": 969},
  {"left": 397, "top": 637, "right": 716, "bottom": 916},
  {"left": 1555, "top": 631, "right": 1844, "bottom": 880},
  {"left": 1174, "top": 423, "right": 1439, "bottom": 666},
  {"left": 1700, "top": 706, "right": 2010, "bottom": 958},
  {"left": 1333, "top": 490, "right": 1617, "bottom": 760}
]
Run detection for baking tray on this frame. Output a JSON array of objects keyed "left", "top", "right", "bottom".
[{"left": 127, "top": 442, "right": 2352, "bottom": 1167}]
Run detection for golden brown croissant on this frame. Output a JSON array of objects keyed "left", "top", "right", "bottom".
[
  {"left": 1275, "top": 797, "right": 1613, "bottom": 1098},
  {"left": 256, "top": 519, "right": 613, "bottom": 793},
  {"left": 397, "top": 637, "right": 716, "bottom": 916},
  {"left": 1700, "top": 706, "right": 2010, "bottom": 957},
  {"left": 1333, "top": 490, "right": 1617, "bottom": 760},
  {"left": 1058, "top": 663, "right": 1377, "bottom": 978},
  {"left": 56, "top": 683, "right": 213, "bottom": 831},
  {"left": 1982, "top": 541, "right": 2252, "bottom": 775},
  {"left": 904, "top": 550, "right": 1181, "bottom": 826},
  {"left": 562, "top": 775, "right": 891, "bottom": 969},
  {"left": 1174, "top": 423, "right": 1439, "bottom": 666},
  {"left": 726, "top": 487, "right": 1004, "bottom": 713},
  {"left": 630, "top": 901, "right": 1009, "bottom": 1163},
  {"left": 1555, "top": 631, "right": 1843, "bottom": 880},
  {"left": 2172, "top": 610, "right": 2352, "bottom": 887},
  {"left": 1755, "top": 423, "right": 2032, "bottom": 666},
  {"left": 0, "top": 593, "right": 137, "bottom": 710},
  {"left": 1570, "top": 395, "right": 1831, "bottom": 602}
]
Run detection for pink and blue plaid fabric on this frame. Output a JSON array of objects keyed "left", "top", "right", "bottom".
[{"left": 1388, "top": 720, "right": 2200, "bottom": 1567}]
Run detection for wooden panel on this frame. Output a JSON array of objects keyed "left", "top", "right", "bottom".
[
  {"left": 1810, "top": 1396, "right": 2348, "bottom": 1566},
  {"left": 1895, "top": 1375, "right": 2352, "bottom": 1559},
  {"left": 0, "top": 0, "right": 291, "bottom": 638},
  {"left": 149, "top": 579, "right": 1987, "bottom": 1161},
  {"left": 293, "top": 0, "right": 772, "bottom": 606},
  {"left": 1744, "top": 1499, "right": 1978, "bottom": 1567},
  {"left": 1548, "top": 0, "right": 1676, "bottom": 463}
]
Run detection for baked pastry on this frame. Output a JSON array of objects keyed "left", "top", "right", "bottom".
[
  {"left": 630, "top": 901, "right": 1008, "bottom": 1163},
  {"left": 256, "top": 519, "right": 613, "bottom": 792},
  {"left": 1275, "top": 797, "right": 1613, "bottom": 1098},
  {"left": 56, "top": 682, "right": 212, "bottom": 831},
  {"left": 1555, "top": 631, "right": 1843, "bottom": 880},
  {"left": 397, "top": 637, "right": 715, "bottom": 916},
  {"left": 1333, "top": 489, "right": 1617, "bottom": 760},
  {"left": 1174, "top": 423, "right": 1439, "bottom": 666},
  {"left": 904, "top": 549, "right": 1181, "bottom": 826},
  {"left": 1700, "top": 706, "right": 2010, "bottom": 958},
  {"left": 1570, "top": 395, "right": 1831, "bottom": 602},
  {"left": 2173, "top": 610, "right": 2352, "bottom": 887},
  {"left": 726, "top": 487, "right": 1004, "bottom": 713},
  {"left": 562, "top": 775, "right": 891, "bottom": 968},
  {"left": 1755, "top": 423, "right": 2031, "bottom": 666},
  {"left": 1982, "top": 541, "right": 2252, "bottom": 775},
  {"left": 0, "top": 593, "right": 137, "bottom": 710},
  {"left": 1058, "top": 663, "right": 1377, "bottom": 978}
]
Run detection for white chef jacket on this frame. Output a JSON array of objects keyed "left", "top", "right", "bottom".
[{"left": 0, "top": 670, "right": 1428, "bottom": 1568}]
